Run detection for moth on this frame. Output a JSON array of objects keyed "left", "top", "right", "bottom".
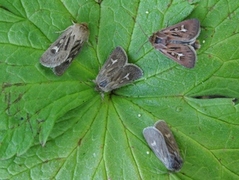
[
  {"left": 95, "top": 46, "right": 143, "bottom": 93},
  {"left": 40, "top": 22, "right": 89, "bottom": 76},
  {"left": 143, "top": 120, "right": 183, "bottom": 171},
  {"left": 149, "top": 18, "right": 200, "bottom": 68}
]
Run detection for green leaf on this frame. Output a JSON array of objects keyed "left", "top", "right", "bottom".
[{"left": 0, "top": 0, "right": 239, "bottom": 179}]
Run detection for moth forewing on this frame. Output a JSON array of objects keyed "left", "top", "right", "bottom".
[
  {"left": 149, "top": 18, "right": 201, "bottom": 68},
  {"left": 143, "top": 127, "right": 180, "bottom": 172},
  {"left": 120, "top": 64, "right": 143, "bottom": 82},
  {"left": 40, "top": 23, "right": 89, "bottom": 75},
  {"left": 95, "top": 46, "right": 143, "bottom": 93},
  {"left": 108, "top": 64, "right": 143, "bottom": 91},
  {"left": 154, "top": 120, "right": 183, "bottom": 171},
  {"left": 103, "top": 46, "right": 128, "bottom": 69},
  {"left": 160, "top": 44, "right": 197, "bottom": 68},
  {"left": 162, "top": 19, "right": 200, "bottom": 42},
  {"left": 97, "top": 46, "right": 128, "bottom": 80},
  {"left": 154, "top": 121, "right": 180, "bottom": 154},
  {"left": 143, "top": 120, "right": 183, "bottom": 172},
  {"left": 143, "top": 126, "right": 171, "bottom": 162},
  {"left": 53, "top": 61, "right": 71, "bottom": 76}
]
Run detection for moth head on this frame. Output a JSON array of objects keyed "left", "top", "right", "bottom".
[
  {"left": 154, "top": 37, "right": 164, "bottom": 44},
  {"left": 95, "top": 79, "right": 109, "bottom": 93},
  {"left": 149, "top": 32, "right": 168, "bottom": 46},
  {"left": 78, "top": 23, "right": 90, "bottom": 42},
  {"left": 94, "top": 81, "right": 109, "bottom": 100}
]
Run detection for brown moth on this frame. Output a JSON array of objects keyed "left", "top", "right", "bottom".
[
  {"left": 149, "top": 19, "right": 200, "bottom": 68},
  {"left": 143, "top": 120, "right": 183, "bottom": 172},
  {"left": 95, "top": 46, "right": 143, "bottom": 93},
  {"left": 40, "top": 22, "right": 89, "bottom": 76}
]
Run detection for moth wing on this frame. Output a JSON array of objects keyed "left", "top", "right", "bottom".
[
  {"left": 53, "top": 35, "right": 88, "bottom": 76},
  {"left": 107, "top": 64, "right": 143, "bottom": 90},
  {"left": 98, "top": 46, "right": 128, "bottom": 77},
  {"left": 159, "top": 43, "right": 197, "bottom": 68},
  {"left": 154, "top": 120, "right": 183, "bottom": 171},
  {"left": 53, "top": 61, "right": 71, "bottom": 76},
  {"left": 143, "top": 126, "right": 171, "bottom": 168},
  {"left": 40, "top": 27, "right": 75, "bottom": 67},
  {"left": 154, "top": 121, "right": 179, "bottom": 154},
  {"left": 162, "top": 19, "right": 200, "bottom": 43}
]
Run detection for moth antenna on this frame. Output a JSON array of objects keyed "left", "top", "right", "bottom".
[
  {"left": 86, "top": 41, "right": 94, "bottom": 49},
  {"left": 83, "top": 79, "right": 104, "bottom": 96},
  {"left": 136, "top": 21, "right": 148, "bottom": 38},
  {"left": 136, "top": 40, "right": 148, "bottom": 54},
  {"left": 100, "top": 92, "right": 104, "bottom": 100},
  {"left": 55, "top": 22, "right": 73, "bottom": 34},
  {"left": 135, "top": 21, "right": 149, "bottom": 54},
  {"left": 81, "top": 79, "right": 94, "bottom": 89},
  {"left": 55, "top": 20, "right": 77, "bottom": 34},
  {"left": 71, "top": 20, "right": 76, "bottom": 25}
]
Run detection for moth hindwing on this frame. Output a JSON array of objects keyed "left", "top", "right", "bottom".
[
  {"left": 143, "top": 120, "right": 183, "bottom": 171},
  {"left": 40, "top": 22, "right": 89, "bottom": 76},
  {"left": 149, "top": 18, "right": 201, "bottom": 68},
  {"left": 95, "top": 46, "right": 143, "bottom": 93}
]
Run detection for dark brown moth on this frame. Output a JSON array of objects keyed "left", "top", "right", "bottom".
[
  {"left": 143, "top": 120, "right": 183, "bottom": 172},
  {"left": 149, "top": 19, "right": 200, "bottom": 68},
  {"left": 95, "top": 46, "right": 143, "bottom": 93},
  {"left": 40, "top": 23, "right": 89, "bottom": 76}
]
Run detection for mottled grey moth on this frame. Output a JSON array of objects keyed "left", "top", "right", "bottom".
[
  {"left": 40, "top": 22, "right": 89, "bottom": 75},
  {"left": 143, "top": 120, "right": 183, "bottom": 171},
  {"left": 95, "top": 46, "right": 143, "bottom": 93}
]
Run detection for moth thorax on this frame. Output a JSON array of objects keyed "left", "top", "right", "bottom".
[
  {"left": 155, "top": 37, "right": 164, "bottom": 44},
  {"left": 99, "top": 80, "right": 108, "bottom": 88}
]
